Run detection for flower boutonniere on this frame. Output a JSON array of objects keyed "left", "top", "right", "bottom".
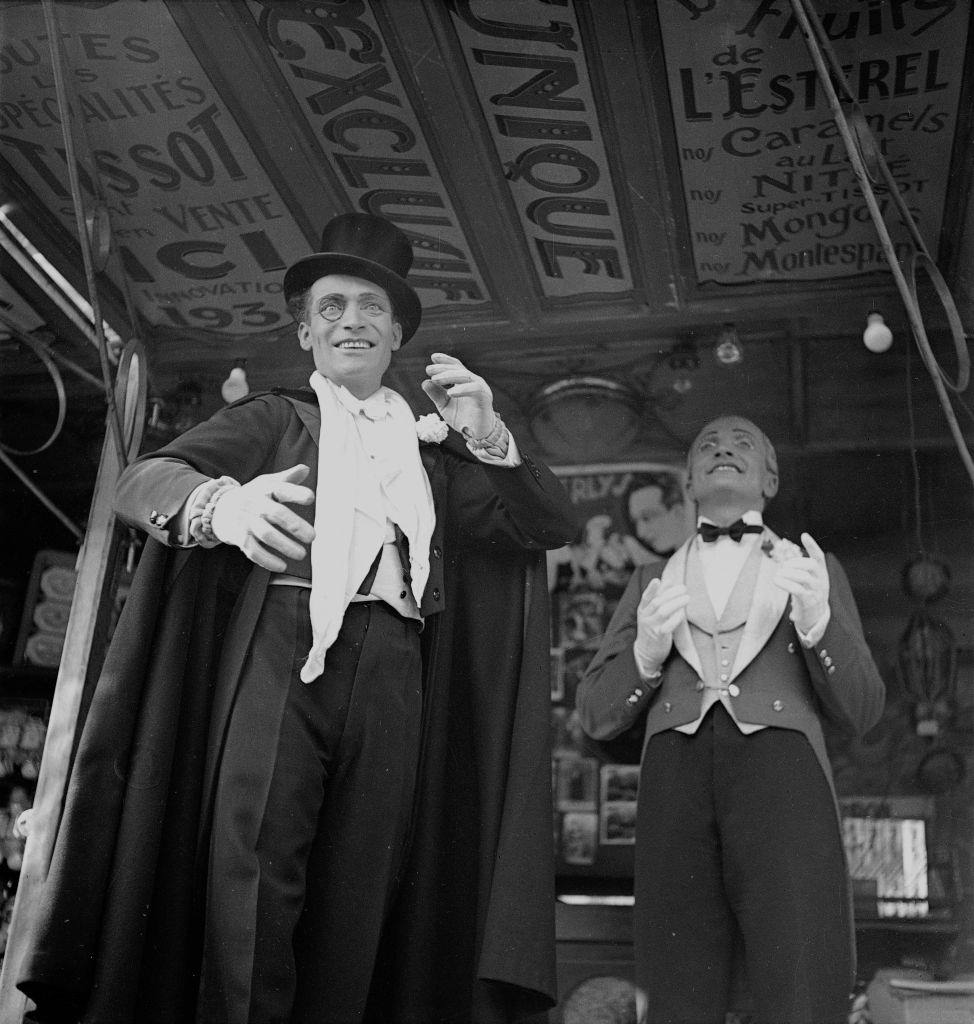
[
  {"left": 762, "top": 536, "right": 806, "bottom": 562},
  {"left": 416, "top": 413, "right": 449, "bottom": 444}
]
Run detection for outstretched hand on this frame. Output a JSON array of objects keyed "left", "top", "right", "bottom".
[
  {"left": 773, "top": 531, "right": 830, "bottom": 634},
  {"left": 421, "top": 352, "right": 494, "bottom": 439},
  {"left": 634, "top": 577, "right": 689, "bottom": 672},
  {"left": 210, "top": 464, "right": 316, "bottom": 572}
]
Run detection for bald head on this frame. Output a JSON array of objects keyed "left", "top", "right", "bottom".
[{"left": 685, "top": 415, "right": 779, "bottom": 519}]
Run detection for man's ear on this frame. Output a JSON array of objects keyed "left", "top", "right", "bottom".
[
  {"left": 391, "top": 321, "right": 403, "bottom": 351},
  {"left": 297, "top": 321, "right": 312, "bottom": 352},
  {"left": 762, "top": 472, "right": 779, "bottom": 501}
]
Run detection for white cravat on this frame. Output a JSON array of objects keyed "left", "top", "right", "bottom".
[
  {"left": 341, "top": 389, "right": 420, "bottom": 619},
  {"left": 301, "top": 373, "right": 435, "bottom": 682}
]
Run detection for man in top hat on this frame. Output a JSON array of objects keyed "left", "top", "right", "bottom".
[
  {"left": 18, "top": 214, "right": 576, "bottom": 1024},
  {"left": 575, "top": 416, "right": 885, "bottom": 1024}
]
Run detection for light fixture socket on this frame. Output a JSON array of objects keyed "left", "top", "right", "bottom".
[
  {"left": 714, "top": 324, "right": 743, "bottom": 365},
  {"left": 666, "top": 340, "right": 699, "bottom": 371}
]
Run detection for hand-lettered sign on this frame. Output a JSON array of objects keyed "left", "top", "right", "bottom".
[
  {"left": 657, "top": 0, "right": 971, "bottom": 284},
  {"left": 0, "top": 1, "right": 310, "bottom": 336},
  {"left": 246, "top": 0, "right": 490, "bottom": 310},
  {"left": 448, "top": 0, "right": 634, "bottom": 298}
]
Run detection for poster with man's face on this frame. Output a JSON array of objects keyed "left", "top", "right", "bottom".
[{"left": 547, "top": 463, "right": 693, "bottom": 621}]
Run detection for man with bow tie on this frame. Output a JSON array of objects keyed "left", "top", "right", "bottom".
[
  {"left": 576, "top": 415, "right": 885, "bottom": 1024},
  {"left": 19, "top": 214, "right": 575, "bottom": 1024}
]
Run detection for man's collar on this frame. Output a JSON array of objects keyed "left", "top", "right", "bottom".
[
  {"left": 324, "top": 376, "right": 392, "bottom": 421},
  {"left": 697, "top": 509, "right": 763, "bottom": 528}
]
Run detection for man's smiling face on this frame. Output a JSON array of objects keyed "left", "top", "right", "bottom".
[
  {"left": 685, "top": 416, "right": 778, "bottom": 516},
  {"left": 297, "top": 273, "right": 402, "bottom": 399}
]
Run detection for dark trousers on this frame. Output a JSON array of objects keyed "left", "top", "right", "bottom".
[
  {"left": 199, "top": 588, "right": 423, "bottom": 1024},
  {"left": 634, "top": 705, "right": 853, "bottom": 1024}
]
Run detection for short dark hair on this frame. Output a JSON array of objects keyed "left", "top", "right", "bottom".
[
  {"left": 623, "top": 472, "right": 684, "bottom": 518},
  {"left": 286, "top": 286, "right": 311, "bottom": 325}
]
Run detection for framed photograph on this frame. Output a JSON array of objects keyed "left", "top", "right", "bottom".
[
  {"left": 599, "top": 764, "right": 640, "bottom": 845},
  {"left": 600, "top": 763, "right": 640, "bottom": 804},
  {"left": 561, "top": 811, "right": 598, "bottom": 865},
  {"left": 550, "top": 706, "right": 589, "bottom": 757},
  {"left": 555, "top": 589, "right": 606, "bottom": 649},
  {"left": 560, "top": 646, "right": 594, "bottom": 710},
  {"left": 556, "top": 755, "right": 599, "bottom": 810},
  {"left": 600, "top": 801, "right": 637, "bottom": 845}
]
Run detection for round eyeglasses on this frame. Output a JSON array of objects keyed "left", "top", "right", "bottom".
[{"left": 314, "top": 297, "right": 389, "bottom": 322}]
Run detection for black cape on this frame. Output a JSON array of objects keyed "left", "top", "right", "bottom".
[{"left": 18, "top": 499, "right": 560, "bottom": 1023}]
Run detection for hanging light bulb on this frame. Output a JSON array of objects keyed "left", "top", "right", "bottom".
[
  {"left": 221, "top": 359, "right": 249, "bottom": 404},
  {"left": 863, "top": 311, "right": 893, "bottom": 353}
]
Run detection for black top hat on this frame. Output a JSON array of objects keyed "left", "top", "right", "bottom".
[{"left": 283, "top": 213, "right": 422, "bottom": 342}]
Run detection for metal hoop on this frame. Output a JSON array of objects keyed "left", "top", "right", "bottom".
[
  {"left": 789, "top": 0, "right": 974, "bottom": 489},
  {"left": 0, "top": 334, "right": 67, "bottom": 455},
  {"left": 907, "top": 251, "right": 971, "bottom": 394}
]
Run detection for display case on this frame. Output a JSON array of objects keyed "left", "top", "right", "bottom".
[
  {"left": 0, "top": 549, "right": 71, "bottom": 959},
  {"left": 0, "top": 678, "right": 51, "bottom": 958}
]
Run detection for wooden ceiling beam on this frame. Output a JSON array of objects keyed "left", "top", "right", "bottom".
[{"left": 377, "top": 0, "right": 546, "bottom": 326}]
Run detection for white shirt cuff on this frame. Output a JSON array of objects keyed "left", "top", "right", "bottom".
[
  {"left": 173, "top": 482, "right": 210, "bottom": 546},
  {"left": 632, "top": 642, "right": 664, "bottom": 685},
  {"left": 471, "top": 430, "right": 521, "bottom": 467},
  {"left": 793, "top": 607, "right": 830, "bottom": 647}
]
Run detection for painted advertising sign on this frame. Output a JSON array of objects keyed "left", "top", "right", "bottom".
[
  {"left": 0, "top": 0, "right": 309, "bottom": 336},
  {"left": 656, "top": 0, "right": 971, "bottom": 284},
  {"left": 248, "top": 0, "right": 489, "bottom": 310},
  {"left": 448, "top": 0, "right": 633, "bottom": 297},
  {"left": 548, "top": 461, "right": 692, "bottom": 646}
]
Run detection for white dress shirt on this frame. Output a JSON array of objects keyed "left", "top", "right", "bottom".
[
  {"left": 179, "top": 387, "right": 522, "bottom": 618},
  {"left": 696, "top": 510, "right": 765, "bottom": 618},
  {"left": 336, "top": 387, "right": 521, "bottom": 619}
]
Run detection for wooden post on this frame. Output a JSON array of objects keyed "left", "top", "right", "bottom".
[{"left": 0, "top": 343, "right": 145, "bottom": 1023}]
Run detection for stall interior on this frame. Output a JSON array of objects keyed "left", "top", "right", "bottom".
[{"left": 1, "top": 1, "right": 973, "bottom": 1020}]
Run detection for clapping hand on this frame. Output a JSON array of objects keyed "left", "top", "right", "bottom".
[
  {"left": 773, "top": 531, "right": 830, "bottom": 633},
  {"left": 421, "top": 353, "right": 494, "bottom": 439},
  {"left": 634, "top": 578, "right": 690, "bottom": 672}
]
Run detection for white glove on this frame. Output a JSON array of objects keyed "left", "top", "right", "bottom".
[
  {"left": 633, "top": 578, "right": 689, "bottom": 676},
  {"left": 211, "top": 464, "right": 316, "bottom": 572},
  {"left": 773, "top": 531, "right": 830, "bottom": 635},
  {"left": 421, "top": 352, "right": 494, "bottom": 439}
]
